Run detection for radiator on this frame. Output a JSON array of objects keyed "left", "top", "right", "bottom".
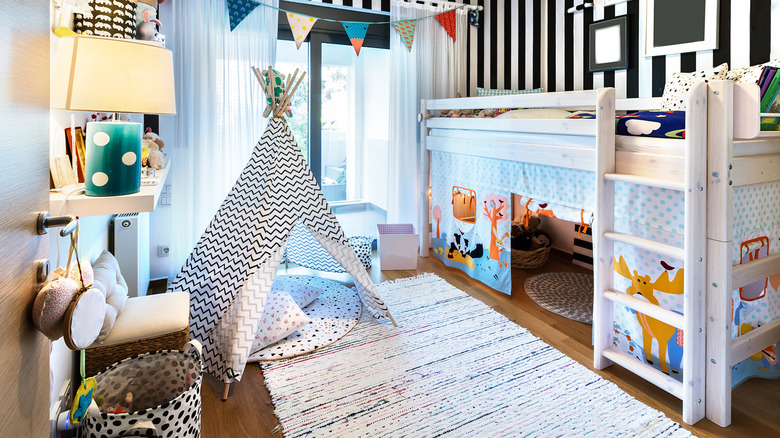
[{"left": 110, "top": 212, "right": 150, "bottom": 297}]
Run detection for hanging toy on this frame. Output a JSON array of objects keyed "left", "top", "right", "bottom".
[
  {"left": 468, "top": 9, "right": 480, "bottom": 28},
  {"left": 70, "top": 350, "right": 97, "bottom": 425}
]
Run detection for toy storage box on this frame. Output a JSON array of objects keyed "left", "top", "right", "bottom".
[{"left": 377, "top": 224, "right": 419, "bottom": 270}]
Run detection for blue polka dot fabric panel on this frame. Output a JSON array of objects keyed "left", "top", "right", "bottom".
[{"left": 730, "top": 182, "right": 780, "bottom": 384}]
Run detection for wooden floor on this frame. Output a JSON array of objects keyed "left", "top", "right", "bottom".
[{"left": 201, "top": 252, "right": 780, "bottom": 437}]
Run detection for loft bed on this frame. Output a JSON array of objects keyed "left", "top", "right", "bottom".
[{"left": 418, "top": 81, "right": 780, "bottom": 427}]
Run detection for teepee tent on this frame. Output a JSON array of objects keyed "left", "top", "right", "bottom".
[{"left": 169, "top": 67, "right": 394, "bottom": 386}]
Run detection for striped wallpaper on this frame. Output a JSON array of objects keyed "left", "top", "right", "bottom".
[{"left": 312, "top": 0, "right": 780, "bottom": 98}]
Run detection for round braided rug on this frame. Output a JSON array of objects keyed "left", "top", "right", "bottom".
[
  {"left": 524, "top": 272, "right": 594, "bottom": 324},
  {"left": 248, "top": 276, "right": 362, "bottom": 362}
]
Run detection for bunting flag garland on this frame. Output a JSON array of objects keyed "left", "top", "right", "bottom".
[
  {"left": 342, "top": 22, "right": 370, "bottom": 56},
  {"left": 226, "top": 0, "right": 472, "bottom": 53},
  {"left": 227, "top": 0, "right": 260, "bottom": 31},
  {"left": 393, "top": 20, "right": 416, "bottom": 52},
  {"left": 435, "top": 10, "right": 457, "bottom": 41},
  {"left": 287, "top": 13, "right": 318, "bottom": 49}
]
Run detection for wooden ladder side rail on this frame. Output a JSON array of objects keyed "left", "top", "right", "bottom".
[
  {"left": 593, "top": 87, "right": 616, "bottom": 371},
  {"left": 706, "top": 79, "right": 735, "bottom": 427},
  {"left": 681, "top": 80, "right": 708, "bottom": 425},
  {"left": 420, "top": 99, "right": 430, "bottom": 258}
]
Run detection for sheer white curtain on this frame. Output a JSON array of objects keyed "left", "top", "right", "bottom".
[
  {"left": 164, "top": 0, "right": 278, "bottom": 273},
  {"left": 387, "top": 0, "right": 467, "bottom": 228}
]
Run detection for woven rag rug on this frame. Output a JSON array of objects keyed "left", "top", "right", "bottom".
[{"left": 260, "top": 274, "right": 693, "bottom": 437}]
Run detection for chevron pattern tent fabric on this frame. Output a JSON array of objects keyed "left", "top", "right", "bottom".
[{"left": 170, "top": 118, "right": 389, "bottom": 382}]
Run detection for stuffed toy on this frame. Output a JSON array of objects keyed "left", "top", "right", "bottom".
[
  {"left": 32, "top": 258, "right": 107, "bottom": 351},
  {"left": 142, "top": 129, "right": 166, "bottom": 169},
  {"left": 91, "top": 250, "right": 129, "bottom": 342}
]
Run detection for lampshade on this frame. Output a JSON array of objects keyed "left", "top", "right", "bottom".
[
  {"left": 51, "top": 36, "right": 176, "bottom": 114},
  {"left": 52, "top": 36, "right": 175, "bottom": 197}
]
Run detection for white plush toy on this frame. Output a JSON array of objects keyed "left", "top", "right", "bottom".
[{"left": 91, "top": 250, "right": 129, "bottom": 342}]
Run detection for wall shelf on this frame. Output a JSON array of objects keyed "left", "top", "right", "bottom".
[{"left": 49, "top": 164, "right": 169, "bottom": 217}]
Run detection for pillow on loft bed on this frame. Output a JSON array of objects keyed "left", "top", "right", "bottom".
[
  {"left": 495, "top": 108, "right": 572, "bottom": 119},
  {"left": 476, "top": 87, "right": 544, "bottom": 97},
  {"left": 660, "top": 62, "right": 728, "bottom": 111},
  {"left": 727, "top": 60, "right": 780, "bottom": 84}
]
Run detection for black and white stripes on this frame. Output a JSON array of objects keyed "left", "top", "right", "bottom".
[
  {"left": 313, "top": 1, "right": 780, "bottom": 97},
  {"left": 470, "top": 0, "right": 780, "bottom": 98}
]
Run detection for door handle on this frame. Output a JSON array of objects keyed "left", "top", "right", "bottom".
[{"left": 37, "top": 211, "right": 79, "bottom": 237}]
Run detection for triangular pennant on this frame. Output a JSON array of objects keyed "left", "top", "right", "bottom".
[
  {"left": 227, "top": 0, "right": 260, "bottom": 31},
  {"left": 286, "top": 13, "right": 318, "bottom": 49},
  {"left": 392, "top": 20, "right": 416, "bottom": 52},
  {"left": 342, "top": 22, "right": 369, "bottom": 56},
  {"left": 435, "top": 10, "right": 457, "bottom": 41}
]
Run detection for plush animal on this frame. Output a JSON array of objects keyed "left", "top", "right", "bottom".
[
  {"left": 142, "top": 129, "right": 166, "bottom": 169},
  {"left": 32, "top": 260, "right": 94, "bottom": 340},
  {"left": 136, "top": 7, "right": 162, "bottom": 41},
  {"left": 91, "top": 250, "right": 129, "bottom": 342}
]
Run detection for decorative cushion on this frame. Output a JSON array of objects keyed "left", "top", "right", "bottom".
[
  {"left": 495, "top": 108, "right": 572, "bottom": 119},
  {"left": 90, "top": 291, "right": 190, "bottom": 348},
  {"left": 272, "top": 276, "right": 323, "bottom": 309},
  {"left": 476, "top": 87, "right": 544, "bottom": 96},
  {"left": 616, "top": 110, "right": 686, "bottom": 139},
  {"left": 32, "top": 277, "right": 79, "bottom": 340},
  {"left": 253, "top": 291, "right": 311, "bottom": 351},
  {"left": 660, "top": 63, "right": 728, "bottom": 110},
  {"left": 727, "top": 60, "right": 780, "bottom": 84},
  {"left": 64, "top": 287, "right": 106, "bottom": 350},
  {"left": 68, "top": 259, "right": 94, "bottom": 288},
  {"left": 92, "top": 250, "right": 129, "bottom": 342}
]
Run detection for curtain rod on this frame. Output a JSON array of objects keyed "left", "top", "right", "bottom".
[{"left": 405, "top": 0, "right": 483, "bottom": 12}]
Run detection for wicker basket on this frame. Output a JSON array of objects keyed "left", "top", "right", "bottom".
[
  {"left": 85, "top": 326, "right": 190, "bottom": 376},
  {"left": 511, "top": 246, "right": 552, "bottom": 269}
]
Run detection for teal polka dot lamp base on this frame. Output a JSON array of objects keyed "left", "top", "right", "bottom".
[{"left": 84, "top": 121, "right": 142, "bottom": 197}]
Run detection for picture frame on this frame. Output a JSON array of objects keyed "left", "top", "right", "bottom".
[
  {"left": 645, "top": 0, "right": 718, "bottom": 57},
  {"left": 65, "top": 126, "right": 86, "bottom": 183},
  {"left": 589, "top": 16, "right": 628, "bottom": 72}
]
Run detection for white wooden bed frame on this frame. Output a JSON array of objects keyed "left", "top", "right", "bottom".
[{"left": 418, "top": 81, "right": 780, "bottom": 427}]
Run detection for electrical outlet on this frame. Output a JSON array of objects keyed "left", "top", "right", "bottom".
[{"left": 158, "top": 245, "right": 170, "bottom": 257}]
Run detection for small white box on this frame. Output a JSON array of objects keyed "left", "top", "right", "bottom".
[{"left": 377, "top": 224, "right": 419, "bottom": 270}]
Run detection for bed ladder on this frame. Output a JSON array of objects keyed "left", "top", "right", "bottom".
[{"left": 593, "top": 82, "right": 708, "bottom": 425}]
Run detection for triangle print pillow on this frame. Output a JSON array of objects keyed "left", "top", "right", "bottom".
[
  {"left": 272, "top": 275, "right": 323, "bottom": 309},
  {"left": 253, "top": 290, "right": 311, "bottom": 351}
]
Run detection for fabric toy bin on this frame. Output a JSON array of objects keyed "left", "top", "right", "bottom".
[
  {"left": 377, "top": 224, "right": 418, "bottom": 270},
  {"left": 82, "top": 341, "right": 202, "bottom": 438}
]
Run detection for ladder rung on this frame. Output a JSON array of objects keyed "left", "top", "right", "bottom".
[
  {"left": 601, "top": 347, "right": 684, "bottom": 400},
  {"left": 603, "top": 289, "right": 685, "bottom": 329},
  {"left": 603, "top": 173, "right": 686, "bottom": 191},
  {"left": 603, "top": 231, "right": 684, "bottom": 260},
  {"left": 731, "top": 318, "right": 780, "bottom": 366},
  {"left": 732, "top": 251, "right": 780, "bottom": 289}
]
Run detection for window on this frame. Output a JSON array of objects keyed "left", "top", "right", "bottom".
[{"left": 277, "top": 2, "right": 390, "bottom": 237}]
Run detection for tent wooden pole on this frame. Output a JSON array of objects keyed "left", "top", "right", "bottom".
[
  {"left": 387, "top": 311, "right": 397, "bottom": 327},
  {"left": 222, "top": 382, "right": 231, "bottom": 401},
  {"left": 274, "top": 69, "right": 297, "bottom": 118},
  {"left": 277, "top": 71, "right": 306, "bottom": 118}
]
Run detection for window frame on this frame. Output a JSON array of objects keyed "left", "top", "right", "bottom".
[{"left": 277, "top": 0, "right": 389, "bottom": 185}]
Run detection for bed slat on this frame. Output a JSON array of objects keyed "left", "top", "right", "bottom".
[
  {"left": 426, "top": 117, "right": 597, "bottom": 137},
  {"left": 731, "top": 319, "right": 780, "bottom": 366}
]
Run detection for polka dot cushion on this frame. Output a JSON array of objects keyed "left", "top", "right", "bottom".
[
  {"left": 272, "top": 275, "right": 324, "bottom": 308},
  {"left": 252, "top": 290, "right": 311, "bottom": 351},
  {"left": 727, "top": 60, "right": 780, "bottom": 84},
  {"left": 248, "top": 276, "right": 362, "bottom": 361},
  {"left": 660, "top": 62, "right": 728, "bottom": 111}
]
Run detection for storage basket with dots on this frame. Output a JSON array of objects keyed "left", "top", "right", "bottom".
[{"left": 83, "top": 342, "right": 202, "bottom": 438}]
